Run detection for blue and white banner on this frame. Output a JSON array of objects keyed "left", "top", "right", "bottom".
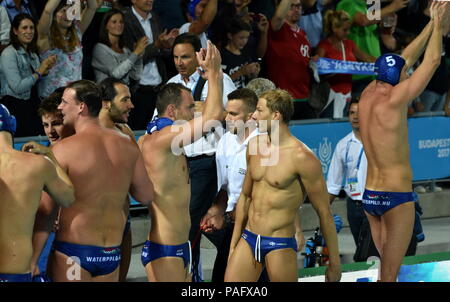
[{"left": 317, "top": 58, "right": 376, "bottom": 76}]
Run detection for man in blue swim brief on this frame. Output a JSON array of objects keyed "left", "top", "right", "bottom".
[
  {"left": 362, "top": 190, "right": 417, "bottom": 217},
  {"left": 241, "top": 230, "right": 297, "bottom": 263},
  {"left": 141, "top": 241, "right": 192, "bottom": 274},
  {"left": 358, "top": 2, "right": 449, "bottom": 282}
]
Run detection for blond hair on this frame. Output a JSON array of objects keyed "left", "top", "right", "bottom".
[
  {"left": 259, "top": 89, "right": 294, "bottom": 125},
  {"left": 323, "top": 10, "right": 351, "bottom": 36}
]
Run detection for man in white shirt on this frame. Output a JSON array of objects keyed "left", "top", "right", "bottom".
[
  {"left": 327, "top": 99, "right": 368, "bottom": 247},
  {"left": 123, "top": 0, "right": 179, "bottom": 130}
]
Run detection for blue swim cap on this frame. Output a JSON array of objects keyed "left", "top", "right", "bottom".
[
  {"left": 188, "top": 0, "right": 202, "bottom": 20},
  {"left": 0, "top": 104, "right": 16, "bottom": 135},
  {"left": 374, "top": 53, "right": 406, "bottom": 86}
]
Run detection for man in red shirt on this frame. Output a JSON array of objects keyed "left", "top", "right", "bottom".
[{"left": 266, "top": 0, "right": 314, "bottom": 120}]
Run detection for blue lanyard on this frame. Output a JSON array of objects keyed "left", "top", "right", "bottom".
[{"left": 344, "top": 139, "right": 364, "bottom": 176}]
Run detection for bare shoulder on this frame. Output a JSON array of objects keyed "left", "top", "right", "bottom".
[{"left": 290, "top": 138, "right": 321, "bottom": 172}]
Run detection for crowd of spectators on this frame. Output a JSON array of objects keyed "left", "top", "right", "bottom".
[{"left": 0, "top": 0, "right": 449, "bottom": 137}]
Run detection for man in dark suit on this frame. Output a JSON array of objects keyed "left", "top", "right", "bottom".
[{"left": 122, "top": 0, "right": 179, "bottom": 130}]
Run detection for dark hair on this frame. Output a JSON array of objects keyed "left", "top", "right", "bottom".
[
  {"left": 349, "top": 97, "right": 359, "bottom": 107},
  {"left": 173, "top": 33, "right": 202, "bottom": 53},
  {"left": 38, "top": 87, "right": 65, "bottom": 117},
  {"left": 66, "top": 80, "right": 103, "bottom": 117},
  {"left": 156, "top": 83, "right": 192, "bottom": 114},
  {"left": 50, "top": 1, "right": 78, "bottom": 53},
  {"left": 225, "top": 17, "right": 252, "bottom": 36},
  {"left": 10, "top": 14, "right": 39, "bottom": 54},
  {"left": 180, "top": 0, "right": 190, "bottom": 22},
  {"left": 227, "top": 88, "right": 258, "bottom": 115},
  {"left": 98, "top": 9, "right": 126, "bottom": 49},
  {"left": 100, "top": 77, "right": 127, "bottom": 102}
]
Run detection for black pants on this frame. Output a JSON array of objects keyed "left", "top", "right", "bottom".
[
  {"left": 128, "top": 84, "right": 159, "bottom": 131},
  {"left": 1, "top": 95, "right": 43, "bottom": 138},
  {"left": 346, "top": 198, "right": 367, "bottom": 246},
  {"left": 187, "top": 155, "right": 218, "bottom": 282}
]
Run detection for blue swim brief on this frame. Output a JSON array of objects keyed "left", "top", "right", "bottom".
[
  {"left": 241, "top": 229, "right": 298, "bottom": 263},
  {"left": 141, "top": 240, "right": 191, "bottom": 272},
  {"left": 0, "top": 273, "right": 32, "bottom": 282},
  {"left": 53, "top": 241, "right": 121, "bottom": 277},
  {"left": 362, "top": 189, "right": 417, "bottom": 216}
]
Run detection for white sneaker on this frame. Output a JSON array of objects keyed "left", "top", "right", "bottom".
[
  {"left": 415, "top": 185, "right": 427, "bottom": 193},
  {"left": 433, "top": 186, "right": 443, "bottom": 192}
]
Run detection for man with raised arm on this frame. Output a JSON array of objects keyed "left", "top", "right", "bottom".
[
  {"left": 31, "top": 80, "right": 154, "bottom": 282},
  {"left": 140, "top": 40, "right": 223, "bottom": 282},
  {"left": 358, "top": 1, "right": 449, "bottom": 282},
  {"left": 224, "top": 89, "right": 341, "bottom": 282},
  {"left": 0, "top": 104, "right": 74, "bottom": 282}
]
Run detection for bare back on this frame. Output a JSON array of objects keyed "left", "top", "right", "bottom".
[
  {"left": 359, "top": 81, "right": 413, "bottom": 192},
  {"left": 246, "top": 136, "right": 305, "bottom": 237},
  {"left": 54, "top": 125, "right": 141, "bottom": 247},
  {"left": 141, "top": 130, "right": 191, "bottom": 245},
  {"left": 0, "top": 150, "right": 52, "bottom": 273}
]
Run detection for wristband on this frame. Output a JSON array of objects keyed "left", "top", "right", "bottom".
[{"left": 35, "top": 71, "right": 42, "bottom": 80}]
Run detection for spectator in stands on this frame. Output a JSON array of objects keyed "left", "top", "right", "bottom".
[
  {"left": 316, "top": 10, "right": 375, "bottom": 118},
  {"left": 266, "top": 0, "right": 314, "bottom": 120},
  {"left": 246, "top": 77, "right": 276, "bottom": 97},
  {"left": 0, "top": 14, "right": 56, "bottom": 137},
  {"left": 221, "top": 17, "right": 260, "bottom": 88},
  {"left": 37, "top": 0, "right": 99, "bottom": 99},
  {"left": 92, "top": 9, "right": 145, "bottom": 85},
  {"left": 0, "top": 0, "right": 37, "bottom": 22},
  {"left": 298, "top": 0, "right": 324, "bottom": 49},
  {"left": 122, "top": 0, "right": 178, "bottom": 130},
  {"left": 180, "top": 0, "right": 218, "bottom": 48},
  {"left": 336, "top": 0, "right": 409, "bottom": 98},
  {"left": 153, "top": 0, "right": 185, "bottom": 30},
  {"left": 0, "top": 5, "right": 11, "bottom": 50}
]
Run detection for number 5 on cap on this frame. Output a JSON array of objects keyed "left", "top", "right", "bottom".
[{"left": 386, "top": 56, "right": 396, "bottom": 67}]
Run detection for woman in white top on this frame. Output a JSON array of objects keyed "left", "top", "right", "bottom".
[{"left": 92, "top": 8, "right": 147, "bottom": 85}]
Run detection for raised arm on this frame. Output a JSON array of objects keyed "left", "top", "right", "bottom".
[
  {"left": 271, "top": 0, "right": 292, "bottom": 32},
  {"left": 400, "top": 20, "right": 433, "bottom": 72},
  {"left": 79, "top": 0, "right": 102, "bottom": 34},
  {"left": 297, "top": 149, "right": 341, "bottom": 282},
  {"left": 393, "top": 2, "right": 447, "bottom": 105},
  {"left": 188, "top": 0, "right": 218, "bottom": 35},
  {"left": 37, "top": 0, "right": 61, "bottom": 52},
  {"left": 352, "top": 0, "right": 409, "bottom": 27}
]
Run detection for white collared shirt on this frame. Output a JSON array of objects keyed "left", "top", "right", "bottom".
[
  {"left": 166, "top": 71, "right": 236, "bottom": 157},
  {"left": 131, "top": 6, "right": 162, "bottom": 86},
  {"left": 326, "top": 131, "right": 367, "bottom": 201},
  {"left": 216, "top": 129, "right": 261, "bottom": 212}
]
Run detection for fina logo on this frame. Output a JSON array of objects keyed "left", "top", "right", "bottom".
[{"left": 318, "top": 138, "right": 332, "bottom": 174}]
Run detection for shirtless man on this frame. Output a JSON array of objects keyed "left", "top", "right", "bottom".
[
  {"left": 0, "top": 104, "right": 75, "bottom": 282},
  {"left": 28, "top": 80, "right": 154, "bottom": 282},
  {"left": 140, "top": 40, "right": 223, "bottom": 282},
  {"left": 224, "top": 89, "right": 341, "bottom": 282},
  {"left": 358, "top": 1, "right": 449, "bottom": 282},
  {"left": 98, "top": 77, "right": 136, "bottom": 282}
]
